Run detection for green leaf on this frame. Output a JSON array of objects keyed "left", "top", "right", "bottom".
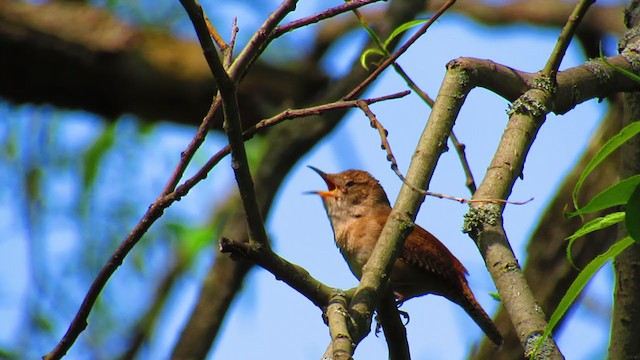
[
  {"left": 625, "top": 183, "right": 640, "bottom": 243},
  {"left": 488, "top": 292, "right": 501, "bottom": 302},
  {"left": 601, "top": 56, "right": 640, "bottom": 84},
  {"left": 532, "top": 236, "right": 634, "bottom": 358},
  {"left": 0, "top": 347, "right": 19, "bottom": 360},
  {"left": 83, "top": 122, "right": 117, "bottom": 188},
  {"left": 565, "top": 212, "right": 625, "bottom": 267},
  {"left": 572, "top": 121, "right": 640, "bottom": 212},
  {"left": 360, "top": 48, "right": 386, "bottom": 70},
  {"left": 168, "top": 222, "right": 218, "bottom": 264},
  {"left": 570, "top": 174, "right": 640, "bottom": 218},
  {"left": 383, "top": 19, "right": 429, "bottom": 50}
]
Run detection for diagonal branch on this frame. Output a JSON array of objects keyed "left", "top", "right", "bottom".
[{"left": 274, "top": 0, "right": 384, "bottom": 37}]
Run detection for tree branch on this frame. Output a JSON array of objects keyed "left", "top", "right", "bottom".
[
  {"left": 464, "top": 2, "right": 595, "bottom": 357},
  {"left": 473, "top": 96, "right": 623, "bottom": 360}
]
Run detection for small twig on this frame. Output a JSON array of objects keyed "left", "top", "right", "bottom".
[
  {"left": 179, "top": 0, "right": 225, "bottom": 81},
  {"left": 224, "top": 18, "right": 239, "bottom": 68},
  {"left": 355, "top": 100, "right": 407, "bottom": 182},
  {"left": 428, "top": 191, "right": 534, "bottom": 205},
  {"left": 273, "top": 0, "right": 384, "bottom": 38},
  {"left": 228, "top": 0, "right": 298, "bottom": 79},
  {"left": 356, "top": 101, "right": 531, "bottom": 206},
  {"left": 448, "top": 131, "right": 477, "bottom": 194},
  {"left": 253, "top": 91, "right": 409, "bottom": 135},
  {"left": 542, "top": 0, "right": 596, "bottom": 77},
  {"left": 392, "top": 64, "right": 435, "bottom": 107}
]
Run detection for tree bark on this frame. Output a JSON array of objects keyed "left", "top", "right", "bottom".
[{"left": 609, "top": 2, "right": 640, "bottom": 358}]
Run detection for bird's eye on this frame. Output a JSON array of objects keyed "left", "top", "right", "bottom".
[{"left": 345, "top": 180, "right": 355, "bottom": 187}]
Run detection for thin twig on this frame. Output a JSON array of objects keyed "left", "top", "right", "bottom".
[
  {"left": 273, "top": 0, "right": 384, "bottom": 37},
  {"left": 542, "top": 0, "right": 596, "bottom": 77},
  {"left": 448, "top": 131, "right": 477, "bottom": 193},
  {"left": 179, "top": 0, "right": 224, "bottom": 81},
  {"left": 228, "top": 0, "right": 298, "bottom": 80},
  {"left": 253, "top": 91, "right": 409, "bottom": 135},
  {"left": 224, "top": 18, "right": 239, "bottom": 68}
]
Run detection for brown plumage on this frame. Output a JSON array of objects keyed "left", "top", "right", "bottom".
[{"left": 309, "top": 167, "right": 502, "bottom": 346}]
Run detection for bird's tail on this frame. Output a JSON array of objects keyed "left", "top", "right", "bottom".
[{"left": 456, "top": 286, "right": 503, "bottom": 347}]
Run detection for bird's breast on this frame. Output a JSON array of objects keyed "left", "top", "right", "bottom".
[{"left": 332, "top": 216, "right": 385, "bottom": 279}]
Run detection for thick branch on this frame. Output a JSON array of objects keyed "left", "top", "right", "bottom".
[
  {"left": 610, "top": 5, "right": 640, "bottom": 355},
  {"left": 474, "top": 97, "right": 622, "bottom": 360},
  {"left": 462, "top": 2, "right": 597, "bottom": 356}
]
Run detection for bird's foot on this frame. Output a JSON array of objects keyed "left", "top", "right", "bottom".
[
  {"left": 373, "top": 308, "right": 410, "bottom": 336},
  {"left": 374, "top": 313, "right": 383, "bottom": 337},
  {"left": 398, "top": 309, "right": 410, "bottom": 325}
]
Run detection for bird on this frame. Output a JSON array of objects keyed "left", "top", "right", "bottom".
[{"left": 308, "top": 166, "right": 503, "bottom": 346}]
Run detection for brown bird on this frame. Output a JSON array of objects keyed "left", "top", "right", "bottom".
[{"left": 308, "top": 167, "right": 502, "bottom": 346}]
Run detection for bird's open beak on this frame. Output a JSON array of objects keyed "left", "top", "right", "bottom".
[{"left": 306, "top": 166, "right": 338, "bottom": 198}]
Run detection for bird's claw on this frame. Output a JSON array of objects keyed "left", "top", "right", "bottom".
[
  {"left": 398, "top": 309, "right": 410, "bottom": 325},
  {"left": 374, "top": 314, "right": 383, "bottom": 337}
]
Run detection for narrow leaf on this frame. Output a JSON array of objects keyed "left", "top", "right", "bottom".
[
  {"left": 83, "top": 122, "right": 117, "bottom": 188},
  {"left": 572, "top": 121, "right": 640, "bottom": 211},
  {"left": 383, "top": 19, "right": 429, "bottom": 50},
  {"left": 601, "top": 56, "right": 640, "bottom": 83},
  {"left": 625, "top": 183, "right": 640, "bottom": 243},
  {"left": 534, "top": 236, "right": 634, "bottom": 357},
  {"left": 360, "top": 48, "right": 386, "bottom": 71},
  {"left": 566, "top": 212, "right": 625, "bottom": 266},
  {"left": 570, "top": 174, "right": 640, "bottom": 218}
]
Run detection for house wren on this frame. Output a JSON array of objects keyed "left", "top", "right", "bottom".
[{"left": 309, "top": 167, "right": 502, "bottom": 346}]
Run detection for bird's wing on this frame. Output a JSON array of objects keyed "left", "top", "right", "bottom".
[{"left": 400, "top": 224, "right": 469, "bottom": 282}]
